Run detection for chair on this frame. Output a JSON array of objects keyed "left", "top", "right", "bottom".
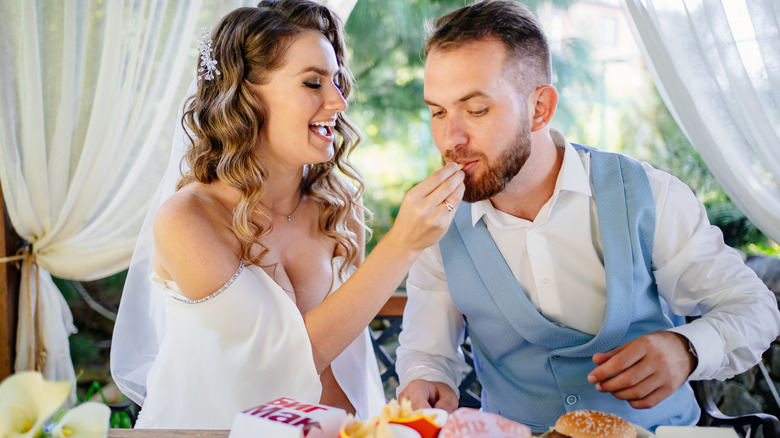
[
  {"left": 372, "top": 292, "right": 480, "bottom": 405},
  {"left": 372, "top": 293, "right": 780, "bottom": 438},
  {"left": 692, "top": 363, "right": 780, "bottom": 438},
  {"left": 107, "top": 398, "right": 139, "bottom": 428},
  {"left": 681, "top": 315, "right": 780, "bottom": 438}
]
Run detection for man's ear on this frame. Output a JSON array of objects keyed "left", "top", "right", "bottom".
[{"left": 529, "top": 85, "right": 558, "bottom": 132}]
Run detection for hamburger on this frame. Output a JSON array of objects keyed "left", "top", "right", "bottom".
[{"left": 547, "top": 410, "right": 637, "bottom": 438}]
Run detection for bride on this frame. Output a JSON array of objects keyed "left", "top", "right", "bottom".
[{"left": 110, "top": 0, "right": 465, "bottom": 429}]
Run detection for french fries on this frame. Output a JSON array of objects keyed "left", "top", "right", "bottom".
[
  {"left": 341, "top": 412, "right": 391, "bottom": 438},
  {"left": 383, "top": 398, "right": 419, "bottom": 420},
  {"left": 341, "top": 398, "right": 425, "bottom": 438}
]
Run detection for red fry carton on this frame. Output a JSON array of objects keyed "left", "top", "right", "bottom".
[
  {"left": 229, "top": 397, "right": 346, "bottom": 438},
  {"left": 390, "top": 408, "right": 448, "bottom": 438}
]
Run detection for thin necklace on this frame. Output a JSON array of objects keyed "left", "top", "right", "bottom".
[{"left": 259, "top": 194, "right": 303, "bottom": 222}]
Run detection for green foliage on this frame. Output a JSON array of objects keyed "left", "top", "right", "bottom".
[
  {"left": 68, "top": 335, "right": 101, "bottom": 366},
  {"left": 618, "top": 86, "right": 719, "bottom": 195},
  {"left": 80, "top": 381, "right": 106, "bottom": 402},
  {"left": 75, "top": 380, "right": 134, "bottom": 428},
  {"left": 111, "top": 410, "right": 134, "bottom": 429},
  {"left": 618, "top": 81, "right": 776, "bottom": 255},
  {"left": 550, "top": 37, "right": 599, "bottom": 137},
  {"left": 346, "top": 0, "right": 464, "bottom": 127},
  {"left": 704, "top": 192, "right": 778, "bottom": 255}
]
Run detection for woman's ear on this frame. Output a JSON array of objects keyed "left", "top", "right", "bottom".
[{"left": 529, "top": 85, "right": 558, "bottom": 132}]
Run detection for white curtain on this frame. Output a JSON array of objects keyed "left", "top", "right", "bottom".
[
  {"left": 621, "top": 0, "right": 780, "bottom": 244},
  {"left": 0, "top": 0, "right": 206, "bottom": 385}
]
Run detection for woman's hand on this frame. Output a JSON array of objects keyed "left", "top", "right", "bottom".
[{"left": 385, "top": 161, "right": 465, "bottom": 253}]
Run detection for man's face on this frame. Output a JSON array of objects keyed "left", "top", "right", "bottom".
[{"left": 424, "top": 38, "right": 532, "bottom": 202}]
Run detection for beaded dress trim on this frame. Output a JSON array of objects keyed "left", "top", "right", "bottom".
[{"left": 166, "top": 262, "right": 245, "bottom": 304}]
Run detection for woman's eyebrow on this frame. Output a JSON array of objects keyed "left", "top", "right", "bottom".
[{"left": 296, "top": 66, "right": 341, "bottom": 76}]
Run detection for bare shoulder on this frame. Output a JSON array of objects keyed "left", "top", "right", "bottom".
[{"left": 153, "top": 184, "right": 242, "bottom": 300}]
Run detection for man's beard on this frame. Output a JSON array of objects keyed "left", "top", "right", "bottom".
[{"left": 443, "top": 119, "right": 531, "bottom": 203}]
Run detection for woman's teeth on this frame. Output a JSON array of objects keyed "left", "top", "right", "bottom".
[{"left": 311, "top": 121, "right": 334, "bottom": 137}]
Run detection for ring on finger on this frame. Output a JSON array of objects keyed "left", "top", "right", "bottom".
[{"left": 443, "top": 200, "right": 454, "bottom": 212}]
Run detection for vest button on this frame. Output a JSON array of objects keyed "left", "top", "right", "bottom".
[{"left": 566, "top": 395, "right": 578, "bottom": 405}]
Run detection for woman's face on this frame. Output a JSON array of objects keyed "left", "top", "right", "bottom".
[{"left": 251, "top": 30, "right": 347, "bottom": 171}]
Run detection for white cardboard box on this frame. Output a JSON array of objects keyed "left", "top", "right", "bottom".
[
  {"left": 228, "top": 397, "right": 346, "bottom": 438},
  {"left": 655, "top": 426, "right": 740, "bottom": 437}
]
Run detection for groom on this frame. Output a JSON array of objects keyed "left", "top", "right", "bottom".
[{"left": 395, "top": 0, "right": 780, "bottom": 433}]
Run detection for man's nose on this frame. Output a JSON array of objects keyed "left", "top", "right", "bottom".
[{"left": 441, "top": 115, "right": 468, "bottom": 151}]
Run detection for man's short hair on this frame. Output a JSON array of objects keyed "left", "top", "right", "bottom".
[{"left": 425, "top": 0, "right": 551, "bottom": 95}]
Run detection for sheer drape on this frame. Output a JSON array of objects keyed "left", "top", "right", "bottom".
[
  {"left": 621, "top": 0, "right": 780, "bottom": 243},
  {"left": 0, "top": 0, "right": 208, "bottom": 385},
  {"left": 0, "top": 0, "right": 356, "bottom": 386}
]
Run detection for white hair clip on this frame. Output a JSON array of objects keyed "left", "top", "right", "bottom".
[{"left": 196, "top": 26, "right": 221, "bottom": 81}]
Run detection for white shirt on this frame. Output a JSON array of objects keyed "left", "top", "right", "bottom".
[{"left": 396, "top": 130, "right": 780, "bottom": 395}]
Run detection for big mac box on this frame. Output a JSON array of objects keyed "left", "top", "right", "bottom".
[{"left": 229, "top": 397, "right": 346, "bottom": 438}]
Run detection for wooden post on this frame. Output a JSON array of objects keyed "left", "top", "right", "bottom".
[{"left": 0, "top": 181, "right": 22, "bottom": 380}]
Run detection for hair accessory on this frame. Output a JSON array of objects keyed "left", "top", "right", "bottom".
[{"left": 196, "top": 26, "right": 221, "bottom": 81}]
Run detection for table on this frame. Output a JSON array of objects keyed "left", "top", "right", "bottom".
[
  {"left": 108, "top": 430, "right": 544, "bottom": 437},
  {"left": 109, "top": 431, "right": 229, "bottom": 437}
]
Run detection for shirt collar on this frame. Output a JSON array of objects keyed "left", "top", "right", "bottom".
[{"left": 470, "top": 128, "right": 592, "bottom": 226}]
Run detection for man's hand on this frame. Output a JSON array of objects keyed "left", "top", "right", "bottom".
[
  {"left": 398, "top": 379, "right": 459, "bottom": 412},
  {"left": 587, "top": 331, "right": 696, "bottom": 409}
]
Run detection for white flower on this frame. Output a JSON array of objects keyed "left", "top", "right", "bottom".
[
  {"left": 49, "top": 402, "right": 110, "bottom": 438},
  {"left": 0, "top": 371, "right": 71, "bottom": 438},
  {"left": 0, "top": 406, "right": 11, "bottom": 437}
]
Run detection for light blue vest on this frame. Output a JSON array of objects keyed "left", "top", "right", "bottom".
[{"left": 439, "top": 145, "right": 700, "bottom": 433}]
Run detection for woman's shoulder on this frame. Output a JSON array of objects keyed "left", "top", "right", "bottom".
[
  {"left": 153, "top": 183, "right": 243, "bottom": 299},
  {"left": 155, "top": 184, "right": 233, "bottom": 239}
]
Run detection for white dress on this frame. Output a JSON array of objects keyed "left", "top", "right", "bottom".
[{"left": 134, "top": 257, "right": 385, "bottom": 429}]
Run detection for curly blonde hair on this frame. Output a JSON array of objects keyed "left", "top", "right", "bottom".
[{"left": 179, "top": 0, "right": 366, "bottom": 277}]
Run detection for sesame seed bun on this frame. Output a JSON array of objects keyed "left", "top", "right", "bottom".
[{"left": 553, "top": 410, "right": 637, "bottom": 438}]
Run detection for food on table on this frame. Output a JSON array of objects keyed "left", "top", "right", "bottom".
[
  {"left": 341, "top": 414, "right": 392, "bottom": 438},
  {"left": 341, "top": 399, "right": 442, "bottom": 438},
  {"left": 548, "top": 410, "right": 637, "bottom": 438},
  {"left": 438, "top": 407, "right": 531, "bottom": 438},
  {"left": 385, "top": 399, "right": 444, "bottom": 438}
]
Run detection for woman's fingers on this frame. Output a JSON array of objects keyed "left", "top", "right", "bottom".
[
  {"left": 430, "top": 165, "right": 465, "bottom": 213},
  {"left": 407, "top": 161, "right": 465, "bottom": 205},
  {"left": 390, "top": 162, "right": 465, "bottom": 252},
  {"left": 404, "top": 163, "right": 465, "bottom": 225},
  {"left": 414, "top": 161, "right": 463, "bottom": 192}
]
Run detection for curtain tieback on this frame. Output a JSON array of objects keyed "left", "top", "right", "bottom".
[{"left": 0, "top": 246, "right": 45, "bottom": 372}]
